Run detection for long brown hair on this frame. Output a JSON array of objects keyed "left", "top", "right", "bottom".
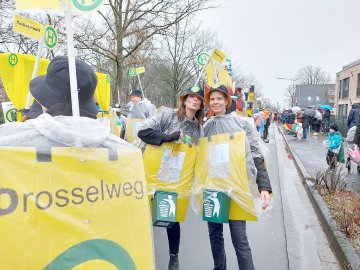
[{"left": 176, "top": 95, "right": 204, "bottom": 125}]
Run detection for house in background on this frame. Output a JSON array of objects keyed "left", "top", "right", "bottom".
[
  {"left": 335, "top": 58, "right": 360, "bottom": 119},
  {"left": 295, "top": 84, "right": 335, "bottom": 108}
]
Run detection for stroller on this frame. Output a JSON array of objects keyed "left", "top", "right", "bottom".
[{"left": 345, "top": 126, "right": 360, "bottom": 174}]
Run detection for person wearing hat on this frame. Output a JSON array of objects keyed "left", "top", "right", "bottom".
[
  {"left": 202, "top": 84, "right": 271, "bottom": 270},
  {"left": 0, "top": 56, "right": 132, "bottom": 161},
  {"left": 325, "top": 123, "right": 345, "bottom": 169},
  {"left": 138, "top": 85, "right": 204, "bottom": 270},
  {"left": 127, "top": 89, "right": 156, "bottom": 119}
]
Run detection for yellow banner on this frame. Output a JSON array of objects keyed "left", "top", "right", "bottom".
[
  {"left": 136, "top": 66, "right": 145, "bottom": 74},
  {"left": 211, "top": 48, "right": 226, "bottom": 64},
  {"left": 13, "top": 14, "right": 45, "bottom": 41},
  {"left": 194, "top": 132, "right": 258, "bottom": 221},
  {"left": 143, "top": 142, "right": 197, "bottom": 222},
  {"left": 94, "top": 72, "right": 111, "bottom": 112},
  {"left": 0, "top": 147, "right": 154, "bottom": 269},
  {"left": 219, "top": 67, "right": 234, "bottom": 90},
  {"left": 0, "top": 53, "right": 49, "bottom": 110},
  {"left": 16, "top": 0, "right": 104, "bottom": 12}
]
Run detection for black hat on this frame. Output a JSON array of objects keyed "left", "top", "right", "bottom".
[
  {"left": 21, "top": 100, "right": 42, "bottom": 118},
  {"left": 179, "top": 86, "right": 204, "bottom": 102},
  {"left": 129, "top": 89, "right": 143, "bottom": 98},
  {"left": 204, "top": 84, "right": 232, "bottom": 109},
  {"left": 329, "top": 123, "right": 339, "bottom": 132},
  {"left": 30, "top": 56, "right": 98, "bottom": 116}
]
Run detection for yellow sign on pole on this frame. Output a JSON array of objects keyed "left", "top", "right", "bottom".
[
  {"left": 0, "top": 147, "right": 154, "bottom": 269},
  {"left": 211, "top": 48, "right": 226, "bottom": 64},
  {"left": 136, "top": 66, "right": 145, "bottom": 74},
  {"left": 16, "top": 0, "right": 104, "bottom": 12},
  {"left": 13, "top": 14, "right": 45, "bottom": 41}
]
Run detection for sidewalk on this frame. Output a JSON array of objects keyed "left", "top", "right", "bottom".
[{"left": 282, "top": 128, "right": 360, "bottom": 195}]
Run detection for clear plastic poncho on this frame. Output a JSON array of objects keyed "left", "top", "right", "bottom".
[
  {"left": 192, "top": 114, "right": 268, "bottom": 220},
  {"left": 129, "top": 98, "right": 156, "bottom": 119},
  {"left": 141, "top": 107, "right": 202, "bottom": 221}
]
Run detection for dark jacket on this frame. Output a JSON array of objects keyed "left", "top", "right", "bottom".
[
  {"left": 286, "top": 113, "right": 295, "bottom": 124},
  {"left": 323, "top": 109, "right": 331, "bottom": 121},
  {"left": 302, "top": 115, "right": 310, "bottom": 129},
  {"left": 347, "top": 103, "right": 360, "bottom": 129},
  {"left": 353, "top": 114, "right": 360, "bottom": 147}
]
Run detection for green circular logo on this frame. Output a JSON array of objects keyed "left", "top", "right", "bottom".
[
  {"left": 44, "top": 239, "right": 136, "bottom": 270},
  {"left": 106, "top": 74, "right": 111, "bottom": 83},
  {"left": 44, "top": 26, "right": 58, "bottom": 49},
  {"left": 191, "top": 86, "right": 200, "bottom": 93},
  {"left": 72, "top": 0, "right": 103, "bottom": 12},
  {"left": 8, "top": 54, "right": 18, "bottom": 66},
  {"left": 129, "top": 68, "right": 137, "bottom": 77},
  {"left": 6, "top": 108, "right": 17, "bottom": 122},
  {"left": 197, "top": 52, "right": 210, "bottom": 67}
]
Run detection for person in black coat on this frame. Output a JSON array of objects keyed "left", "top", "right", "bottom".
[
  {"left": 302, "top": 114, "right": 310, "bottom": 140},
  {"left": 347, "top": 103, "right": 360, "bottom": 129},
  {"left": 353, "top": 111, "right": 360, "bottom": 147},
  {"left": 322, "top": 108, "right": 331, "bottom": 133}
]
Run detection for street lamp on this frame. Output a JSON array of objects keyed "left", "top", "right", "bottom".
[{"left": 277, "top": 77, "right": 298, "bottom": 106}]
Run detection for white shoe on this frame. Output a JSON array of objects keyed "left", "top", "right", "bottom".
[{"left": 313, "top": 132, "right": 318, "bottom": 136}]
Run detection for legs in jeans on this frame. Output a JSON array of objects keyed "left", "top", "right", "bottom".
[
  {"left": 208, "top": 221, "right": 255, "bottom": 270},
  {"left": 302, "top": 127, "right": 308, "bottom": 139},
  {"left": 167, "top": 222, "right": 180, "bottom": 255},
  {"left": 208, "top": 222, "right": 226, "bottom": 270},
  {"left": 229, "top": 220, "right": 255, "bottom": 270}
]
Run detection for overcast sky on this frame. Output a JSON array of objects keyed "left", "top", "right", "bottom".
[{"left": 198, "top": 0, "right": 360, "bottom": 107}]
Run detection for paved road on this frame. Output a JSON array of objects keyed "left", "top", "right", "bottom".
[{"left": 153, "top": 125, "right": 339, "bottom": 269}]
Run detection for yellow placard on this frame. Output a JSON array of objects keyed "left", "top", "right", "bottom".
[
  {"left": 16, "top": 0, "right": 63, "bottom": 10},
  {"left": 0, "top": 53, "right": 49, "bottom": 110},
  {"left": 143, "top": 142, "right": 197, "bottom": 222},
  {"left": 125, "top": 118, "right": 145, "bottom": 145},
  {"left": 194, "top": 132, "right": 257, "bottom": 221},
  {"left": 94, "top": 72, "right": 111, "bottom": 112},
  {"left": 0, "top": 147, "right": 154, "bottom": 269},
  {"left": 136, "top": 66, "right": 145, "bottom": 74},
  {"left": 13, "top": 14, "right": 45, "bottom": 41},
  {"left": 16, "top": 0, "right": 104, "bottom": 12},
  {"left": 211, "top": 48, "right": 226, "bottom": 64}
]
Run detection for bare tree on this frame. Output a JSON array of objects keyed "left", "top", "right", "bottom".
[
  {"left": 284, "top": 85, "right": 296, "bottom": 107},
  {"left": 295, "top": 65, "right": 332, "bottom": 85},
  {"left": 74, "top": 0, "right": 214, "bottom": 103}
]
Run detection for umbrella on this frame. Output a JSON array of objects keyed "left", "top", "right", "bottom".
[
  {"left": 319, "top": 104, "right": 333, "bottom": 111},
  {"left": 285, "top": 123, "right": 298, "bottom": 132},
  {"left": 304, "top": 108, "right": 316, "bottom": 118},
  {"left": 291, "top": 106, "right": 301, "bottom": 113}
]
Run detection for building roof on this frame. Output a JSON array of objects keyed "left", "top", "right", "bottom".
[{"left": 342, "top": 58, "right": 360, "bottom": 71}]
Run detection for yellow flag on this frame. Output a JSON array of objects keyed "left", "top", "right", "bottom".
[
  {"left": 219, "top": 68, "right": 234, "bottom": 90},
  {"left": 136, "top": 66, "right": 145, "bottom": 74},
  {"left": 211, "top": 48, "right": 226, "bottom": 64},
  {"left": 16, "top": 0, "right": 104, "bottom": 12},
  {"left": 0, "top": 53, "right": 49, "bottom": 110},
  {"left": 16, "top": 0, "right": 63, "bottom": 10},
  {"left": 13, "top": 14, "right": 45, "bottom": 41},
  {"left": 94, "top": 72, "right": 111, "bottom": 112}
]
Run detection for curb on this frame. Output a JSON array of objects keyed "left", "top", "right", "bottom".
[{"left": 277, "top": 125, "right": 360, "bottom": 270}]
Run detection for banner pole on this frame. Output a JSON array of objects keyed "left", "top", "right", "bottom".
[
  {"left": 64, "top": 1, "right": 80, "bottom": 118},
  {"left": 137, "top": 73, "right": 145, "bottom": 98},
  {"left": 25, "top": 39, "right": 43, "bottom": 109}
]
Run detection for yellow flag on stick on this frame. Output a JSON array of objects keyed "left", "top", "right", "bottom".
[
  {"left": 13, "top": 14, "right": 45, "bottom": 41},
  {"left": 136, "top": 66, "right": 145, "bottom": 74},
  {"left": 16, "top": 0, "right": 63, "bottom": 10},
  {"left": 211, "top": 48, "right": 226, "bottom": 64},
  {"left": 16, "top": 0, "right": 104, "bottom": 12}
]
